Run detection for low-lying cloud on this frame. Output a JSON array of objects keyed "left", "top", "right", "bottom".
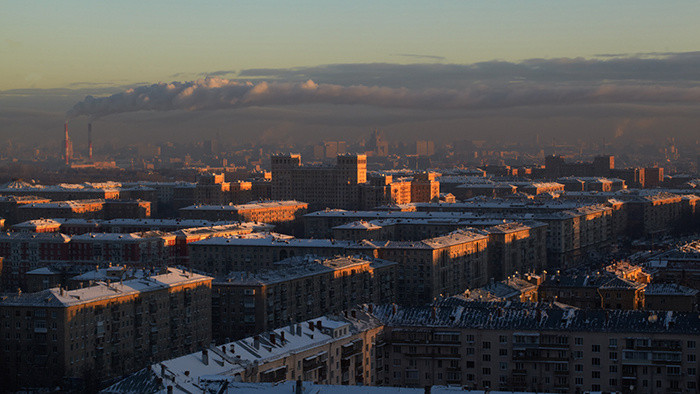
[
  {"left": 68, "top": 78, "right": 700, "bottom": 119},
  {"left": 66, "top": 52, "right": 700, "bottom": 119}
]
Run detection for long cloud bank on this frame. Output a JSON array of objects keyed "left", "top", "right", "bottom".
[
  {"left": 67, "top": 78, "right": 700, "bottom": 119},
  {"left": 68, "top": 52, "right": 700, "bottom": 119}
]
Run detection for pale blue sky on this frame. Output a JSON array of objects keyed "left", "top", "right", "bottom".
[{"left": 1, "top": 1, "right": 699, "bottom": 90}]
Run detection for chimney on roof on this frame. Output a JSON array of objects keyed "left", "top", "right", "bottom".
[
  {"left": 253, "top": 335, "right": 260, "bottom": 349},
  {"left": 280, "top": 331, "right": 285, "bottom": 343},
  {"left": 296, "top": 378, "right": 303, "bottom": 394},
  {"left": 167, "top": 386, "right": 173, "bottom": 394},
  {"left": 316, "top": 320, "right": 323, "bottom": 330},
  {"left": 308, "top": 322, "right": 314, "bottom": 331},
  {"left": 202, "top": 349, "right": 209, "bottom": 365},
  {"left": 431, "top": 306, "right": 437, "bottom": 319},
  {"left": 270, "top": 332, "right": 276, "bottom": 345},
  {"left": 296, "top": 324, "right": 302, "bottom": 336},
  {"left": 351, "top": 310, "right": 356, "bottom": 318}
]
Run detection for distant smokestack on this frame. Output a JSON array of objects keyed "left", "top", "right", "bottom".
[
  {"left": 64, "top": 122, "right": 71, "bottom": 166},
  {"left": 87, "top": 123, "right": 93, "bottom": 161}
]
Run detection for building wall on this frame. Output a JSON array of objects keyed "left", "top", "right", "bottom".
[
  {"left": 211, "top": 260, "right": 395, "bottom": 342},
  {"left": 0, "top": 275, "right": 212, "bottom": 389},
  {"left": 381, "top": 325, "right": 699, "bottom": 393}
]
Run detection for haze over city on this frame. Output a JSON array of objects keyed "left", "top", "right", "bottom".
[{"left": 0, "top": 2, "right": 699, "bottom": 394}]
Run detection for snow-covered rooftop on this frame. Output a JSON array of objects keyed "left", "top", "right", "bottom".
[
  {"left": 104, "top": 312, "right": 381, "bottom": 394},
  {"left": 374, "top": 298, "right": 700, "bottom": 334},
  {"left": 216, "top": 255, "right": 396, "bottom": 286},
  {"left": 181, "top": 200, "right": 307, "bottom": 211},
  {"left": 0, "top": 268, "right": 211, "bottom": 307}
]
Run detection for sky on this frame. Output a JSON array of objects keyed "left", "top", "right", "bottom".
[
  {"left": 3, "top": 1, "right": 700, "bottom": 90},
  {"left": 1, "top": 1, "right": 699, "bottom": 147}
]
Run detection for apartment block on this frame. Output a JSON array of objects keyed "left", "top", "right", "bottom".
[
  {"left": 191, "top": 229, "right": 487, "bottom": 305},
  {"left": 0, "top": 232, "right": 72, "bottom": 291},
  {"left": 376, "top": 230, "right": 489, "bottom": 304},
  {"left": 0, "top": 195, "right": 52, "bottom": 225},
  {"left": 644, "top": 284, "right": 699, "bottom": 312},
  {"left": 359, "top": 172, "right": 440, "bottom": 209},
  {"left": 211, "top": 255, "right": 396, "bottom": 341},
  {"left": 538, "top": 272, "right": 646, "bottom": 310},
  {"left": 102, "top": 199, "right": 152, "bottom": 219},
  {"left": 105, "top": 311, "right": 383, "bottom": 392},
  {"left": 0, "top": 180, "right": 121, "bottom": 201},
  {"left": 0, "top": 268, "right": 212, "bottom": 390},
  {"left": 16, "top": 199, "right": 106, "bottom": 222},
  {"left": 375, "top": 299, "right": 700, "bottom": 393},
  {"left": 179, "top": 200, "right": 308, "bottom": 224},
  {"left": 188, "top": 233, "right": 377, "bottom": 275},
  {"left": 644, "top": 240, "right": 700, "bottom": 289}
]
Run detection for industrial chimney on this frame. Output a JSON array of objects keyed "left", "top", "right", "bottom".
[
  {"left": 63, "top": 122, "right": 72, "bottom": 166},
  {"left": 87, "top": 123, "right": 93, "bottom": 161}
]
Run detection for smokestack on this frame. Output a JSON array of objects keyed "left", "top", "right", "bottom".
[
  {"left": 64, "top": 122, "right": 71, "bottom": 166},
  {"left": 87, "top": 123, "right": 93, "bottom": 161}
]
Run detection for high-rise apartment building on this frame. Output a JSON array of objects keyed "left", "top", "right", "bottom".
[{"left": 271, "top": 154, "right": 367, "bottom": 209}]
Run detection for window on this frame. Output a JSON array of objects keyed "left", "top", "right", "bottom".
[
  {"left": 575, "top": 377, "right": 583, "bottom": 385},
  {"left": 482, "top": 354, "right": 490, "bottom": 362},
  {"left": 592, "top": 358, "right": 600, "bottom": 366},
  {"left": 574, "top": 337, "right": 583, "bottom": 346},
  {"left": 609, "top": 352, "right": 618, "bottom": 360},
  {"left": 499, "top": 362, "right": 507, "bottom": 370},
  {"left": 574, "top": 350, "right": 583, "bottom": 359},
  {"left": 609, "top": 365, "right": 617, "bottom": 373},
  {"left": 688, "top": 341, "right": 696, "bottom": 349},
  {"left": 609, "top": 338, "right": 617, "bottom": 348},
  {"left": 592, "top": 345, "right": 601, "bottom": 352},
  {"left": 499, "top": 349, "right": 507, "bottom": 356},
  {"left": 592, "top": 371, "right": 600, "bottom": 379},
  {"left": 482, "top": 367, "right": 491, "bottom": 375},
  {"left": 466, "top": 347, "right": 474, "bottom": 355},
  {"left": 667, "top": 366, "right": 681, "bottom": 375},
  {"left": 499, "top": 335, "right": 507, "bottom": 344},
  {"left": 482, "top": 341, "right": 491, "bottom": 349},
  {"left": 688, "top": 368, "right": 696, "bottom": 376},
  {"left": 393, "top": 359, "right": 401, "bottom": 366},
  {"left": 575, "top": 364, "right": 583, "bottom": 372}
]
